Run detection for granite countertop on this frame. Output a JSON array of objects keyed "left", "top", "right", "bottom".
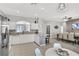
[{"left": 9, "top": 30, "right": 38, "bottom": 35}]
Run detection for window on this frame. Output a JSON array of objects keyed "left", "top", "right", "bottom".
[
  {"left": 16, "top": 24, "right": 26, "bottom": 32},
  {"left": 16, "top": 21, "right": 30, "bottom": 32}
]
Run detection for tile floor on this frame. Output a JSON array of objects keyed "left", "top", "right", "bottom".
[{"left": 9, "top": 38, "right": 79, "bottom": 56}]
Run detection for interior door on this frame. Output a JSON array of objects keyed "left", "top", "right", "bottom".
[{"left": 46, "top": 25, "right": 50, "bottom": 37}]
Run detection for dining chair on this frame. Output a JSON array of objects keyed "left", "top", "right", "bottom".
[
  {"left": 34, "top": 48, "right": 42, "bottom": 56},
  {"left": 63, "top": 32, "right": 68, "bottom": 41},
  {"left": 53, "top": 43, "right": 62, "bottom": 50},
  {"left": 68, "top": 32, "right": 75, "bottom": 42},
  {"left": 58, "top": 33, "right": 63, "bottom": 40},
  {"left": 74, "top": 32, "right": 79, "bottom": 44}
]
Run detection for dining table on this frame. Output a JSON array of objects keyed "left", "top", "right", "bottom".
[{"left": 45, "top": 48, "right": 79, "bottom": 56}]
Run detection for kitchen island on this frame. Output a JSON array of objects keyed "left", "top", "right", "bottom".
[{"left": 9, "top": 31, "right": 38, "bottom": 45}]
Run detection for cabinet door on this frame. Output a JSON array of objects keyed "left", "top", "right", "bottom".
[{"left": 10, "top": 35, "right": 20, "bottom": 45}]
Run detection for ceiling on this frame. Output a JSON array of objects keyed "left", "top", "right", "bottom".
[{"left": 0, "top": 3, "right": 79, "bottom": 21}]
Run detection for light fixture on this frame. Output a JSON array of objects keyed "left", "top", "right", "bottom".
[
  {"left": 64, "top": 18, "right": 68, "bottom": 22},
  {"left": 41, "top": 7, "right": 45, "bottom": 10},
  {"left": 16, "top": 10, "right": 20, "bottom": 14},
  {"left": 58, "top": 3, "right": 66, "bottom": 10},
  {"left": 63, "top": 16, "right": 68, "bottom": 22},
  {"left": 57, "top": 3, "right": 68, "bottom": 13},
  {"left": 34, "top": 16, "right": 39, "bottom": 23}
]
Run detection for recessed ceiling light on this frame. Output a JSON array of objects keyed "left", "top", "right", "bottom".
[
  {"left": 17, "top": 10, "right": 20, "bottom": 14},
  {"left": 34, "top": 13, "right": 38, "bottom": 17},
  {"left": 41, "top": 8, "right": 45, "bottom": 10},
  {"left": 64, "top": 18, "right": 68, "bottom": 22}
]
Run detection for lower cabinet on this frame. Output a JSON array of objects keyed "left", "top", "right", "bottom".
[{"left": 9, "top": 34, "right": 37, "bottom": 45}]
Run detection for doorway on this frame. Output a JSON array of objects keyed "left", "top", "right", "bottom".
[
  {"left": 46, "top": 25, "right": 50, "bottom": 44},
  {"left": 46, "top": 25, "right": 50, "bottom": 37}
]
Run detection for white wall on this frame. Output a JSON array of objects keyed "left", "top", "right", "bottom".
[
  {"left": 37, "top": 18, "right": 63, "bottom": 38},
  {"left": 45, "top": 21, "right": 63, "bottom": 38},
  {"left": 0, "top": 19, "right": 1, "bottom": 45},
  {"left": 30, "top": 23, "right": 38, "bottom": 30},
  {"left": 38, "top": 18, "right": 46, "bottom": 35},
  {"left": 5, "top": 15, "right": 35, "bottom": 30},
  {"left": 8, "top": 21, "right": 16, "bottom": 30},
  {"left": 6, "top": 15, "right": 46, "bottom": 35},
  {"left": 7, "top": 15, "right": 35, "bottom": 23}
]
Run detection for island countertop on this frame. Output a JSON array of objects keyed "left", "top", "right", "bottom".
[{"left": 9, "top": 30, "right": 38, "bottom": 35}]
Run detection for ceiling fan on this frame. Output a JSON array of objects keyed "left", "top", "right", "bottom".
[
  {"left": 57, "top": 3, "right": 69, "bottom": 13},
  {"left": 62, "top": 16, "right": 72, "bottom": 21}
]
